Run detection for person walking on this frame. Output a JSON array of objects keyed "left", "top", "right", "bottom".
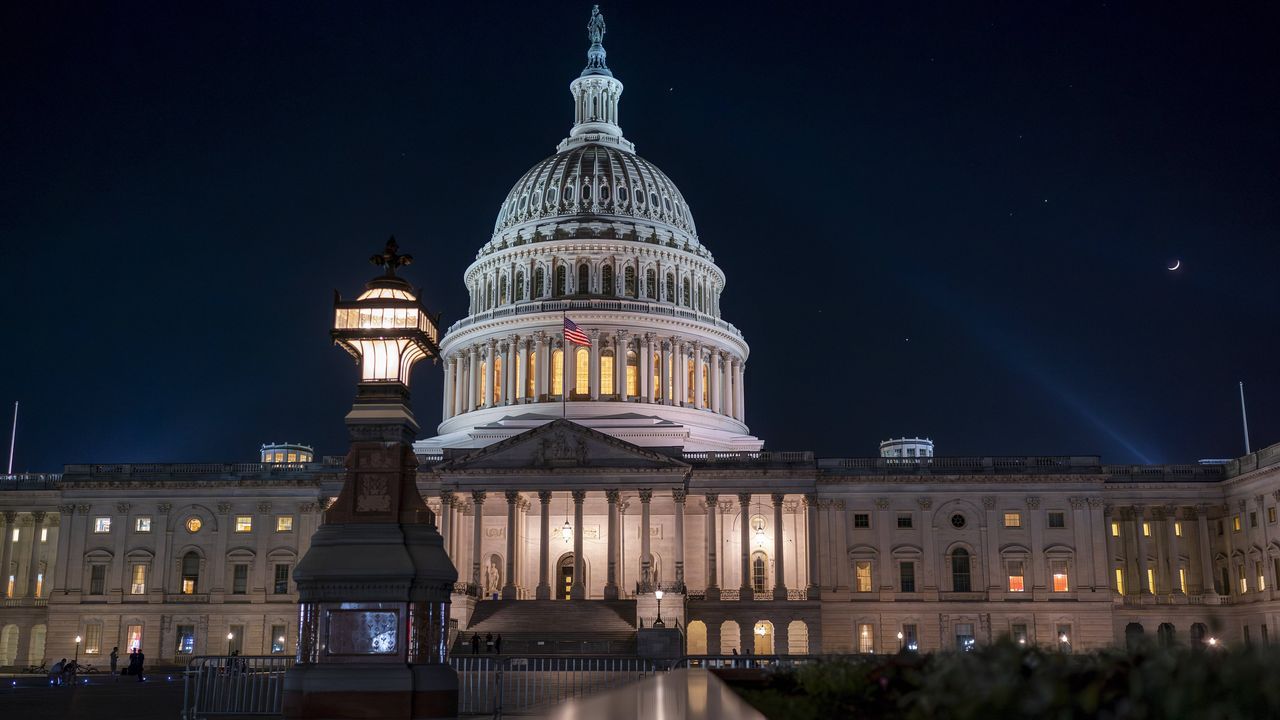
[
  {"left": 50, "top": 658, "right": 65, "bottom": 686},
  {"left": 470, "top": 633, "right": 480, "bottom": 655},
  {"left": 109, "top": 647, "right": 119, "bottom": 680},
  {"left": 131, "top": 648, "right": 145, "bottom": 681},
  {"left": 495, "top": 634, "right": 502, "bottom": 655}
]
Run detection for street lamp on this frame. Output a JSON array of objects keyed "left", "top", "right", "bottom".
[
  {"left": 74, "top": 635, "right": 82, "bottom": 663},
  {"left": 1208, "top": 636, "right": 1219, "bottom": 647},
  {"left": 897, "top": 631, "right": 904, "bottom": 651},
  {"left": 653, "top": 589, "right": 665, "bottom": 627}
]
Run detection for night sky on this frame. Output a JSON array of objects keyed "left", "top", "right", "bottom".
[{"left": 2, "top": 2, "right": 1278, "bottom": 471}]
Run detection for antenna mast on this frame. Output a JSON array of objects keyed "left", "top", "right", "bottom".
[
  {"left": 6, "top": 401, "right": 16, "bottom": 475},
  {"left": 1239, "top": 381, "right": 1251, "bottom": 455}
]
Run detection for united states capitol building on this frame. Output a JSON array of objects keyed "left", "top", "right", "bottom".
[{"left": 2, "top": 11, "right": 1278, "bottom": 669}]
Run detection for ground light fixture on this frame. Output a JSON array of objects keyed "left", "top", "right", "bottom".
[{"left": 653, "top": 589, "right": 665, "bottom": 627}]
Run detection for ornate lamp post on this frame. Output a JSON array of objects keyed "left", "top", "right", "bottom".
[
  {"left": 284, "top": 238, "right": 458, "bottom": 720},
  {"left": 653, "top": 589, "right": 665, "bottom": 628},
  {"left": 74, "top": 635, "right": 81, "bottom": 664}
]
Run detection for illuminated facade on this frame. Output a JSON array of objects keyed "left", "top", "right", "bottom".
[{"left": 2, "top": 9, "right": 1280, "bottom": 669}]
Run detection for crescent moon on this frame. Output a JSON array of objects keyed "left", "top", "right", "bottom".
[{"left": 1167, "top": 260, "right": 1181, "bottom": 271}]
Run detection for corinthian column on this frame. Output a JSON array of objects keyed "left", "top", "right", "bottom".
[
  {"left": 0, "top": 512, "right": 15, "bottom": 598},
  {"left": 571, "top": 490, "right": 586, "bottom": 599},
  {"left": 738, "top": 493, "right": 752, "bottom": 595},
  {"left": 772, "top": 494, "right": 787, "bottom": 599},
  {"left": 673, "top": 489, "right": 686, "bottom": 589},
  {"left": 639, "top": 489, "right": 653, "bottom": 589},
  {"left": 502, "top": 491, "right": 519, "bottom": 599},
  {"left": 536, "top": 491, "right": 551, "bottom": 599},
  {"left": 704, "top": 494, "right": 719, "bottom": 600},
  {"left": 470, "top": 491, "right": 486, "bottom": 588},
  {"left": 605, "top": 490, "right": 620, "bottom": 599}
]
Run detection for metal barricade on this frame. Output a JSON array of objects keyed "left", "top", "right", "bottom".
[{"left": 182, "top": 655, "right": 292, "bottom": 719}]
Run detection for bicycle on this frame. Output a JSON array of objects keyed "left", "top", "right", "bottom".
[{"left": 22, "top": 661, "right": 47, "bottom": 674}]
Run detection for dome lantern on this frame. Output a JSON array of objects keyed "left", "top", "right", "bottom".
[{"left": 561, "top": 6, "right": 634, "bottom": 153}]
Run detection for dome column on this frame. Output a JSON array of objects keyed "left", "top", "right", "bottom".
[
  {"left": 589, "top": 330, "right": 601, "bottom": 400},
  {"left": 570, "top": 491, "right": 586, "bottom": 599},
  {"left": 614, "top": 331, "right": 628, "bottom": 399},
  {"left": 467, "top": 346, "right": 479, "bottom": 412},
  {"left": 694, "top": 344, "right": 705, "bottom": 409},
  {"left": 641, "top": 333, "right": 654, "bottom": 402},
  {"left": 711, "top": 351, "right": 722, "bottom": 414},
  {"left": 704, "top": 494, "right": 720, "bottom": 600},
  {"left": 536, "top": 491, "right": 552, "bottom": 600},
  {"left": 534, "top": 331, "right": 548, "bottom": 401}
]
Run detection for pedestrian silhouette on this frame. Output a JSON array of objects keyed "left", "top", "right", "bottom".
[
  {"left": 495, "top": 634, "right": 502, "bottom": 655},
  {"left": 470, "top": 633, "right": 480, "bottom": 654},
  {"left": 485, "top": 632, "right": 494, "bottom": 653}
]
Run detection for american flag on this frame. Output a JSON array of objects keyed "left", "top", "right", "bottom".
[{"left": 563, "top": 317, "right": 591, "bottom": 346}]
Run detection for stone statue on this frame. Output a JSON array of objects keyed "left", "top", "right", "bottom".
[
  {"left": 588, "top": 5, "right": 606, "bottom": 46},
  {"left": 484, "top": 559, "right": 501, "bottom": 595}
]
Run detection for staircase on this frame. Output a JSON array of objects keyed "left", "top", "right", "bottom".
[{"left": 453, "top": 600, "right": 638, "bottom": 656}]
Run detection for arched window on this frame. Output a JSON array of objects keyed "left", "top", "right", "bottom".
[
  {"left": 492, "top": 357, "right": 503, "bottom": 404},
  {"left": 951, "top": 549, "right": 972, "bottom": 592},
  {"left": 602, "top": 265, "right": 614, "bottom": 295},
  {"left": 751, "top": 552, "right": 768, "bottom": 594},
  {"left": 653, "top": 352, "right": 662, "bottom": 400},
  {"left": 574, "top": 348, "right": 589, "bottom": 396},
  {"left": 624, "top": 266, "right": 636, "bottom": 297},
  {"left": 686, "top": 358, "right": 695, "bottom": 403},
  {"left": 696, "top": 283, "right": 703, "bottom": 312},
  {"left": 551, "top": 350, "right": 564, "bottom": 396},
  {"left": 515, "top": 272, "right": 525, "bottom": 301},
  {"left": 577, "top": 264, "right": 590, "bottom": 294},
  {"left": 499, "top": 275, "right": 508, "bottom": 305},
  {"left": 626, "top": 350, "right": 639, "bottom": 398},
  {"left": 665, "top": 274, "right": 675, "bottom": 303},
  {"left": 554, "top": 266, "right": 567, "bottom": 297},
  {"left": 601, "top": 350, "right": 615, "bottom": 395},
  {"left": 645, "top": 269, "right": 656, "bottom": 299},
  {"left": 681, "top": 277, "right": 690, "bottom": 307},
  {"left": 534, "top": 267, "right": 546, "bottom": 298},
  {"left": 181, "top": 552, "right": 200, "bottom": 594},
  {"left": 478, "top": 361, "right": 487, "bottom": 407}
]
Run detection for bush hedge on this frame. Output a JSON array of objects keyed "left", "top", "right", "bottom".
[{"left": 736, "top": 643, "right": 1280, "bottom": 720}]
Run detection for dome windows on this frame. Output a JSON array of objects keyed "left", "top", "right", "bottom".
[
  {"left": 598, "top": 183, "right": 610, "bottom": 202},
  {"left": 548, "top": 186, "right": 559, "bottom": 206},
  {"left": 617, "top": 185, "right": 629, "bottom": 203},
  {"left": 564, "top": 183, "right": 576, "bottom": 204},
  {"left": 662, "top": 196, "right": 672, "bottom": 213},
  {"left": 519, "top": 194, "right": 530, "bottom": 213},
  {"left": 532, "top": 188, "right": 542, "bottom": 208},
  {"left": 649, "top": 190, "right": 660, "bottom": 208},
  {"left": 581, "top": 183, "right": 592, "bottom": 202}
]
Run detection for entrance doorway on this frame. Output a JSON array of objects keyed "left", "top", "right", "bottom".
[{"left": 558, "top": 554, "right": 575, "bottom": 600}]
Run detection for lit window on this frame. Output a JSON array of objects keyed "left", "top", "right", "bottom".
[
  {"left": 1233, "top": 516, "right": 1242, "bottom": 532},
  {"left": 1047, "top": 512, "right": 1065, "bottom": 529},
  {"left": 600, "top": 352, "right": 615, "bottom": 395},
  {"left": 130, "top": 564, "right": 146, "bottom": 595},
  {"left": 857, "top": 623, "right": 875, "bottom": 653},
  {"left": 85, "top": 625, "right": 102, "bottom": 655},
  {"left": 1115, "top": 567, "right": 1126, "bottom": 595},
  {"left": 40, "top": 528, "right": 47, "bottom": 543},
  {"left": 1142, "top": 522, "right": 1151, "bottom": 537},
  {"left": 551, "top": 350, "right": 564, "bottom": 395},
  {"left": 853, "top": 514, "right": 870, "bottom": 529},
  {"left": 276, "top": 516, "right": 293, "bottom": 532},
  {"left": 1007, "top": 560, "right": 1025, "bottom": 592},
  {"left": 135, "top": 517, "right": 151, "bottom": 533},
  {"left": 234, "top": 516, "right": 252, "bottom": 533},
  {"left": 1179, "top": 567, "right": 1188, "bottom": 594},
  {"left": 94, "top": 517, "right": 111, "bottom": 533},
  {"left": 271, "top": 624, "right": 287, "bottom": 654},
  {"left": 4, "top": 574, "right": 11, "bottom": 598},
  {"left": 1012, "top": 623, "right": 1028, "bottom": 646},
  {"left": 1110, "top": 522, "right": 1120, "bottom": 537},
  {"left": 1003, "top": 512, "right": 1021, "bottom": 528},
  {"left": 185, "top": 517, "right": 202, "bottom": 533},
  {"left": 35, "top": 572, "right": 42, "bottom": 596},
  {"left": 9, "top": 528, "right": 16, "bottom": 542},
  {"left": 855, "top": 561, "right": 873, "bottom": 592},
  {"left": 1147, "top": 568, "right": 1156, "bottom": 593},
  {"left": 176, "top": 625, "right": 196, "bottom": 654},
  {"left": 1238, "top": 565, "right": 1247, "bottom": 593},
  {"left": 1051, "top": 560, "right": 1069, "bottom": 592},
  {"left": 625, "top": 351, "right": 639, "bottom": 397},
  {"left": 1270, "top": 507, "right": 1277, "bottom": 524},
  {"left": 574, "top": 347, "right": 589, "bottom": 395},
  {"left": 126, "top": 625, "right": 142, "bottom": 652},
  {"left": 1257, "top": 562, "right": 1266, "bottom": 591},
  {"left": 1174, "top": 521, "right": 1182, "bottom": 537}
]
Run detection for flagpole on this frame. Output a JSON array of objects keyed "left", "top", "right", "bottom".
[
  {"left": 1240, "top": 381, "right": 1251, "bottom": 455},
  {"left": 6, "top": 401, "right": 16, "bottom": 475},
  {"left": 562, "top": 310, "right": 567, "bottom": 420}
]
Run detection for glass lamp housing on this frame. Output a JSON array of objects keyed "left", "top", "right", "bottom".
[{"left": 333, "top": 277, "right": 440, "bottom": 385}]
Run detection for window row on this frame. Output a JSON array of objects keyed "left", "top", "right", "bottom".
[
  {"left": 84, "top": 557, "right": 293, "bottom": 597},
  {"left": 851, "top": 551, "right": 1073, "bottom": 594},
  {"left": 469, "top": 260, "right": 721, "bottom": 317},
  {"left": 849, "top": 510, "right": 1068, "bottom": 530},
  {"left": 93, "top": 515, "right": 295, "bottom": 534},
  {"left": 7, "top": 527, "right": 49, "bottom": 543},
  {"left": 850, "top": 620, "right": 1074, "bottom": 654},
  {"left": 76, "top": 622, "right": 290, "bottom": 656}
]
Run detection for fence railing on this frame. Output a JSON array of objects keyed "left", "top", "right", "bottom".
[{"left": 182, "top": 655, "right": 292, "bottom": 719}]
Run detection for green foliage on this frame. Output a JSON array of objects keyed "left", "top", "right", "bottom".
[{"left": 736, "top": 643, "right": 1280, "bottom": 720}]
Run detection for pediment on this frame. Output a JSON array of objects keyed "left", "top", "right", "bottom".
[{"left": 433, "top": 419, "right": 689, "bottom": 473}]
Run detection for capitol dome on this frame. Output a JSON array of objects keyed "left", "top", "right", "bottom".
[
  {"left": 416, "top": 7, "right": 761, "bottom": 454},
  {"left": 489, "top": 144, "right": 701, "bottom": 255}
]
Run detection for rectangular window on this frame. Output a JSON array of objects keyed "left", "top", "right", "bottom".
[
  {"left": 130, "top": 564, "right": 146, "bottom": 595},
  {"left": 1110, "top": 521, "right": 1120, "bottom": 537},
  {"left": 857, "top": 623, "right": 875, "bottom": 653},
  {"left": 276, "top": 516, "right": 294, "bottom": 532},
  {"left": 901, "top": 623, "right": 918, "bottom": 652},
  {"left": 40, "top": 527, "right": 47, "bottom": 542},
  {"left": 896, "top": 514, "right": 912, "bottom": 529},
  {"left": 1007, "top": 560, "right": 1025, "bottom": 592},
  {"left": 1147, "top": 567, "right": 1155, "bottom": 593},
  {"left": 228, "top": 624, "right": 244, "bottom": 655},
  {"left": 1004, "top": 512, "right": 1022, "bottom": 528},
  {"left": 89, "top": 564, "right": 106, "bottom": 595},
  {"left": 94, "top": 517, "right": 111, "bottom": 533},
  {"left": 35, "top": 572, "right": 42, "bottom": 596},
  {"left": 1051, "top": 560, "right": 1069, "bottom": 592},
  {"left": 1250, "top": 512, "right": 1258, "bottom": 528},
  {"left": 274, "top": 563, "right": 290, "bottom": 594},
  {"left": 135, "top": 517, "right": 152, "bottom": 533},
  {"left": 85, "top": 625, "right": 102, "bottom": 654},
  {"left": 1270, "top": 507, "right": 1277, "bottom": 524},
  {"left": 1257, "top": 562, "right": 1266, "bottom": 592},
  {"left": 5, "top": 574, "right": 12, "bottom": 598},
  {"left": 271, "top": 625, "right": 287, "bottom": 654},
  {"left": 1057, "top": 624, "right": 1073, "bottom": 652},
  {"left": 1233, "top": 516, "right": 1242, "bottom": 532},
  {"left": 1217, "top": 519, "right": 1224, "bottom": 536},
  {"left": 1142, "top": 522, "right": 1151, "bottom": 537},
  {"left": 235, "top": 516, "right": 252, "bottom": 533},
  {"left": 955, "top": 623, "right": 975, "bottom": 651},
  {"left": 176, "top": 625, "right": 196, "bottom": 654},
  {"left": 126, "top": 624, "right": 142, "bottom": 652},
  {"left": 1012, "top": 623, "right": 1028, "bottom": 646},
  {"left": 1238, "top": 565, "right": 1247, "bottom": 594},
  {"left": 899, "top": 561, "right": 915, "bottom": 593},
  {"left": 855, "top": 560, "right": 872, "bottom": 592},
  {"left": 9, "top": 528, "right": 17, "bottom": 542},
  {"left": 182, "top": 577, "right": 197, "bottom": 595},
  {"left": 853, "top": 513, "right": 870, "bottom": 529},
  {"left": 1179, "top": 566, "right": 1188, "bottom": 594},
  {"left": 232, "top": 564, "right": 249, "bottom": 594},
  {"left": 1047, "top": 512, "right": 1065, "bottom": 529},
  {"left": 1174, "top": 521, "right": 1182, "bottom": 537}
]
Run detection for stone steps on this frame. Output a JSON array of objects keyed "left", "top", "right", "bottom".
[{"left": 455, "top": 600, "right": 638, "bottom": 655}]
